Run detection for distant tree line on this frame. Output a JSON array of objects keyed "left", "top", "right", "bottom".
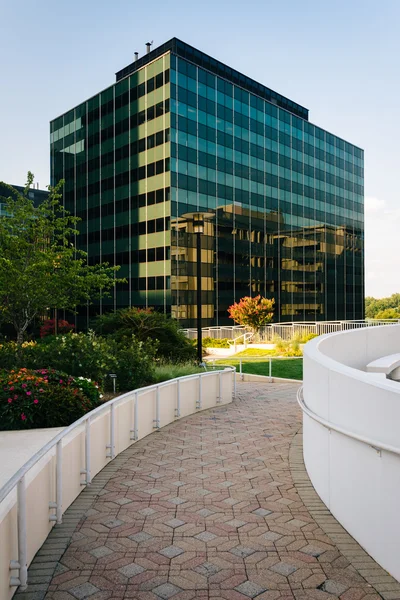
[{"left": 365, "top": 294, "right": 400, "bottom": 319}]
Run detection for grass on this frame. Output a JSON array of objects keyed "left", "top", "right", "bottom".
[
  {"left": 152, "top": 363, "right": 204, "bottom": 383},
  {"left": 234, "top": 348, "right": 275, "bottom": 356},
  {"left": 213, "top": 357, "right": 303, "bottom": 380}
]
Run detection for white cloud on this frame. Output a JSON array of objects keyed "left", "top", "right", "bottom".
[
  {"left": 365, "top": 196, "right": 385, "bottom": 213},
  {"left": 365, "top": 195, "right": 400, "bottom": 298}
]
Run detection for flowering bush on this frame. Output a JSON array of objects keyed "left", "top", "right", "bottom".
[
  {"left": 40, "top": 319, "right": 75, "bottom": 338},
  {"left": 228, "top": 296, "right": 275, "bottom": 332},
  {"left": 0, "top": 332, "right": 155, "bottom": 392},
  {"left": 0, "top": 368, "right": 101, "bottom": 430}
]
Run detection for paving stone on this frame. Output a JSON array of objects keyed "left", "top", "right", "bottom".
[
  {"left": 142, "top": 487, "right": 162, "bottom": 495},
  {"left": 194, "top": 561, "right": 221, "bottom": 576},
  {"left": 168, "top": 497, "right": 186, "bottom": 505},
  {"left": 235, "top": 580, "right": 267, "bottom": 598},
  {"left": 263, "top": 531, "right": 282, "bottom": 542},
  {"left": 197, "top": 508, "right": 215, "bottom": 517},
  {"left": 118, "top": 562, "right": 145, "bottom": 578},
  {"left": 138, "top": 507, "right": 156, "bottom": 516},
  {"left": 103, "top": 518, "right": 123, "bottom": 528},
  {"left": 165, "top": 518, "right": 185, "bottom": 528},
  {"left": 195, "top": 531, "right": 217, "bottom": 542},
  {"left": 153, "top": 583, "right": 183, "bottom": 599},
  {"left": 271, "top": 562, "right": 298, "bottom": 576},
  {"left": 253, "top": 508, "right": 272, "bottom": 517},
  {"left": 301, "top": 544, "right": 326, "bottom": 557},
  {"left": 70, "top": 582, "right": 100, "bottom": 599},
  {"left": 89, "top": 545, "right": 114, "bottom": 558},
  {"left": 114, "top": 497, "right": 132, "bottom": 505},
  {"left": 230, "top": 545, "right": 256, "bottom": 558},
  {"left": 320, "top": 580, "right": 349, "bottom": 595},
  {"left": 226, "top": 519, "right": 246, "bottom": 528},
  {"left": 129, "top": 531, "right": 153, "bottom": 542},
  {"left": 159, "top": 545, "right": 185, "bottom": 558},
  {"left": 224, "top": 497, "right": 240, "bottom": 505}
]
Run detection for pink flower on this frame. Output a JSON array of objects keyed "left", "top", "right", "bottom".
[
  {"left": 9, "top": 386, "right": 14, "bottom": 391},
  {"left": 14, "top": 395, "right": 18, "bottom": 399},
  {"left": 21, "top": 384, "right": 27, "bottom": 388},
  {"left": 33, "top": 399, "right": 39, "bottom": 404},
  {"left": 8, "top": 398, "right": 12, "bottom": 403},
  {"left": 26, "top": 391, "right": 32, "bottom": 396},
  {"left": 59, "top": 379, "right": 63, "bottom": 384},
  {"left": 21, "top": 413, "right": 26, "bottom": 421},
  {"left": 41, "top": 370, "right": 47, "bottom": 375}
]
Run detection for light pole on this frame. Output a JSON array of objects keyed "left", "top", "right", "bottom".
[{"left": 182, "top": 211, "right": 215, "bottom": 364}]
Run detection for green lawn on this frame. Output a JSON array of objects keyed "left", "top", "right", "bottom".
[{"left": 213, "top": 357, "right": 303, "bottom": 380}]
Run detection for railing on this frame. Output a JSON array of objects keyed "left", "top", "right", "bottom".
[
  {"left": 181, "top": 320, "right": 400, "bottom": 342},
  {"left": 0, "top": 368, "right": 235, "bottom": 596},
  {"left": 297, "top": 386, "right": 400, "bottom": 457},
  {"left": 227, "top": 331, "right": 254, "bottom": 352}
]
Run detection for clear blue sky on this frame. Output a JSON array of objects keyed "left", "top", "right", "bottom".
[{"left": 0, "top": 0, "right": 399, "bottom": 298}]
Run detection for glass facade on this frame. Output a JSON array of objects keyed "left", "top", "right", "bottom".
[{"left": 50, "top": 38, "right": 364, "bottom": 328}]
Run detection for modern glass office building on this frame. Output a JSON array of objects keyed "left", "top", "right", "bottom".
[{"left": 50, "top": 38, "right": 364, "bottom": 328}]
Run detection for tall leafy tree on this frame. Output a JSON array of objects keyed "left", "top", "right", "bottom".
[
  {"left": 228, "top": 295, "right": 275, "bottom": 332},
  {"left": 0, "top": 173, "right": 121, "bottom": 343}
]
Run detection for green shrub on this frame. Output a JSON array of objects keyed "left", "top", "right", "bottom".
[
  {"left": 152, "top": 363, "right": 204, "bottom": 383},
  {"left": 300, "top": 332, "right": 318, "bottom": 343},
  {"left": 0, "top": 333, "right": 156, "bottom": 392},
  {"left": 272, "top": 335, "right": 303, "bottom": 357},
  {"left": 109, "top": 336, "right": 155, "bottom": 390},
  {"left": 0, "top": 368, "right": 101, "bottom": 430},
  {"left": 93, "top": 308, "right": 196, "bottom": 363},
  {"left": 202, "top": 337, "right": 230, "bottom": 348}
]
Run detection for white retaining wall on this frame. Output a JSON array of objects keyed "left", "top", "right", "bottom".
[{"left": 303, "top": 325, "right": 400, "bottom": 582}]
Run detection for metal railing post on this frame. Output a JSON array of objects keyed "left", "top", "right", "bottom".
[
  {"left": 175, "top": 380, "right": 181, "bottom": 418},
  {"left": 10, "top": 476, "right": 28, "bottom": 589},
  {"left": 49, "top": 440, "right": 63, "bottom": 522},
  {"left": 197, "top": 374, "right": 202, "bottom": 409},
  {"left": 233, "top": 366, "right": 237, "bottom": 397},
  {"left": 106, "top": 404, "right": 115, "bottom": 459},
  {"left": 56, "top": 441, "right": 63, "bottom": 523},
  {"left": 240, "top": 358, "right": 243, "bottom": 380},
  {"left": 85, "top": 419, "right": 91, "bottom": 483},
  {"left": 217, "top": 371, "right": 222, "bottom": 403},
  {"left": 153, "top": 386, "right": 160, "bottom": 428},
  {"left": 134, "top": 392, "right": 138, "bottom": 439}
]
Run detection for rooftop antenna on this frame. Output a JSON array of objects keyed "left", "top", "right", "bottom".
[{"left": 145, "top": 41, "right": 153, "bottom": 54}]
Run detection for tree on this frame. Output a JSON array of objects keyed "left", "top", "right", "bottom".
[
  {"left": 228, "top": 295, "right": 275, "bottom": 332},
  {"left": 93, "top": 307, "right": 197, "bottom": 363},
  {"left": 365, "top": 294, "right": 400, "bottom": 319},
  {"left": 0, "top": 173, "right": 121, "bottom": 343},
  {"left": 374, "top": 308, "right": 400, "bottom": 320}
]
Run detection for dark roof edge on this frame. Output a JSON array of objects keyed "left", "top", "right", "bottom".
[{"left": 115, "top": 37, "right": 309, "bottom": 121}]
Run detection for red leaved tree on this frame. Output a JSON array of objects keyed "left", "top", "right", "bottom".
[
  {"left": 40, "top": 319, "right": 75, "bottom": 338},
  {"left": 228, "top": 295, "right": 275, "bottom": 332}
]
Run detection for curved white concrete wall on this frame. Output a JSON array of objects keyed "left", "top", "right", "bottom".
[
  {"left": 303, "top": 325, "right": 400, "bottom": 582},
  {"left": 0, "top": 370, "right": 234, "bottom": 600}
]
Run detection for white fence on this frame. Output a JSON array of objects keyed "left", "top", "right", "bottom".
[
  {"left": 181, "top": 320, "right": 400, "bottom": 342},
  {"left": 301, "top": 325, "right": 400, "bottom": 582},
  {"left": 0, "top": 368, "right": 235, "bottom": 600}
]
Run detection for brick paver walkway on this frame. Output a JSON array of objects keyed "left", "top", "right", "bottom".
[{"left": 18, "top": 382, "right": 400, "bottom": 600}]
